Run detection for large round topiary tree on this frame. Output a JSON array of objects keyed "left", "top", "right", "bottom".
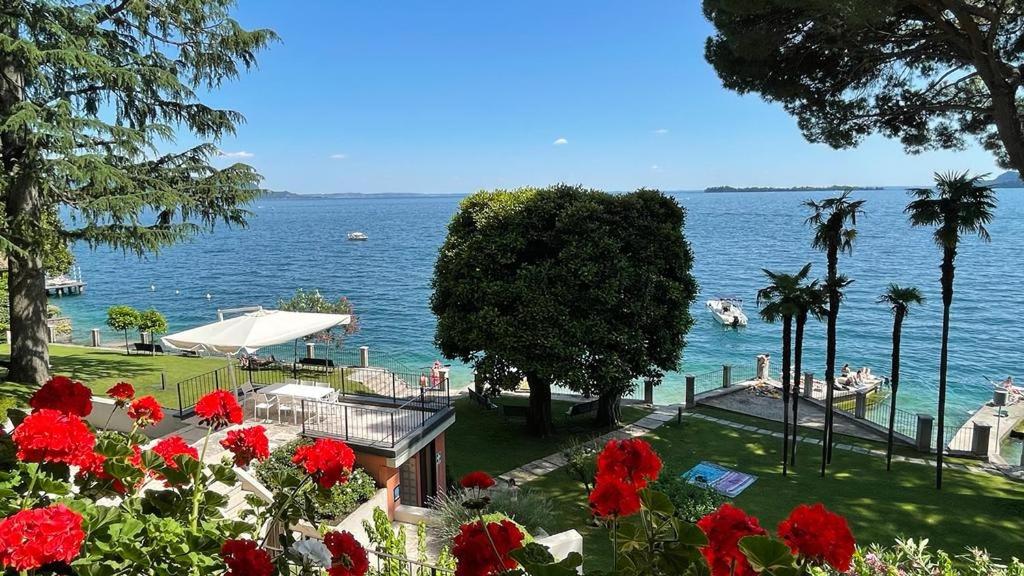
[{"left": 431, "top": 185, "right": 697, "bottom": 435}]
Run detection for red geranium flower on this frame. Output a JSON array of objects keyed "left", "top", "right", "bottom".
[
  {"left": 149, "top": 436, "right": 199, "bottom": 482},
  {"left": 595, "top": 438, "right": 662, "bottom": 489},
  {"left": 778, "top": 503, "right": 855, "bottom": 572},
  {"left": 460, "top": 471, "right": 496, "bottom": 490},
  {"left": 12, "top": 409, "right": 95, "bottom": 467},
  {"left": 106, "top": 382, "right": 135, "bottom": 406},
  {"left": 219, "top": 426, "right": 270, "bottom": 467},
  {"left": 195, "top": 389, "right": 244, "bottom": 429},
  {"left": 697, "top": 504, "right": 767, "bottom": 576},
  {"left": 127, "top": 396, "right": 164, "bottom": 427},
  {"left": 588, "top": 473, "right": 642, "bottom": 519},
  {"left": 29, "top": 375, "right": 93, "bottom": 417},
  {"left": 324, "top": 530, "right": 370, "bottom": 576},
  {"left": 452, "top": 519, "right": 525, "bottom": 576},
  {"left": 0, "top": 504, "right": 85, "bottom": 571},
  {"left": 221, "top": 539, "right": 273, "bottom": 576},
  {"left": 292, "top": 438, "right": 356, "bottom": 489}
]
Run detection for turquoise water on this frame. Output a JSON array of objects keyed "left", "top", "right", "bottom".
[{"left": 55, "top": 189, "right": 1024, "bottom": 433}]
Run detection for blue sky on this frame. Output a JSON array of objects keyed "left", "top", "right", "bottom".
[{"left": 199, "top": 1, "right": 1003, "bottom": 194}]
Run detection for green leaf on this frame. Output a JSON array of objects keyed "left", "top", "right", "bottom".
[{"left": 738, "top": 535, "right": 797, "bottom": 573}]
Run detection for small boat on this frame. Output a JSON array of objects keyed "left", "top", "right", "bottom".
[
  {"left": 706, "top": 297, "right": 748, "bottom": 327},
  {"left": 347, "top": 232, "right": 368, "bottom": 241}
]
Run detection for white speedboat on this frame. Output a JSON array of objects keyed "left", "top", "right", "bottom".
[
  {"left": 347, "top": 232, "right": 368, "bottom": 241},
  {"left": 707, "top": 297, "right": 748, "bottom": 327}
]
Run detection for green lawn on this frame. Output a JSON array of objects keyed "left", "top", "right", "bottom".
[
  {"left": 445, "top": 395, "right": 651, "bottom": 478},
  {"left": 0, "top": 344, "right": 229, "bottom": 409},
  {"left": 527, "top": 407, "right": 1024, "bottom": 572}
]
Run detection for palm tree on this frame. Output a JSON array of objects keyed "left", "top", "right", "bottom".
[
  {"left": 757, "top": 263, "right": 811, "bottom": 476},
  {"left": 877, "top": 284, "right": 925, "bottom": 471},
  {"left": 906, "top": 172, "right": 996, "bottom": 489},
  {"left": 790, "top": 281, "right": 827, "bottom": 466},
  {"left": 804, "top": 192, "right": 865, "bottom": 476}
]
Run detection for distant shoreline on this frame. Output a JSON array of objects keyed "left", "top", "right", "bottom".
[{"left": 704, "top": 185, "right": 886, "bottom": 193}]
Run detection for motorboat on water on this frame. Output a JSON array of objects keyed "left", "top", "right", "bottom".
[
  {"left": 347, "top": 232, "right": 368, "bottom": 241},
  {"left": 707, "top": 297, "right": 748, "bottom": 327}
]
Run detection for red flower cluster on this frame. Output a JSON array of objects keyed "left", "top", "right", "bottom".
[
  {"left": 0, "top": 504, "right": 85, "bottom": 571},
  {"left": 452, "top": 519, "right": 525, "bottom": 576},
  {"left": 195, "top": 390, "right": 243, "bottom": 429},
  {"left": 219, "top": 426, "right": 270, "bottom": 467},
  {"left": 292, "top": 438, "right": 356, "bottom": 489},
  {"left": 595, "top": 438, "right": 662, "bottom": 488},
  {"left": 127, "top": 396, "right": 164, "bottom": 427},
  {"left": 460, "top": 471, "right": 496, "bottom": 490},
  {"left": 106, "top": 382, "right": 135, "bottom": 406},
  {"left": 151, "top": 435, "right": 199, "bottom": 475},
  {"left": 696, "top": 504, "right": 767, "bottom": 576},
  {"left": 29, "top": 375, "right": 93, "bottom": 417},
  {"left": 12, "top": 409, "right": 95, "bottom": 468},
  {"left": 777, "top": 504, "right": 855, "bottom": 572},
  {"left": 588, "top": 438, "right": 661, "bottom": 519},
  {"left": 588, "top": 475, "right": 641, "bottom": 518},
  {"left": 324, "top": 530, "right": 370, "bottom": 576},
  {"left": 221, "top": 539, "right": 273, "bottom": 576}
]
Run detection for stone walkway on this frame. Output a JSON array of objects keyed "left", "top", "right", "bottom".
[
  {"left": 496, "top": 406, "right": 681, "bottom": 484},
  {"left": 494, "top": 404, "right": 1023, "bottom": 484}
]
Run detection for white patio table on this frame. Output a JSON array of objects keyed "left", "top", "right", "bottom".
[{"left": 259, "top": 383, "right": 336, "bottom": 423}]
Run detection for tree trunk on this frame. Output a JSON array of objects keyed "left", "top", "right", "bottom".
[
  {"left": 781, "top": 315, "right": 792, "bottom": 476},
  {"left": 936, "top": 247, "right": 955, "bottom": 489},
  {"left": 1, "top": 30, "right": 49, "bottom": 385},
  {"left": 791, "top": 312, "right": 806, "bottom": 466},
  {"left": 594, "top": 391, "right": 621, "bottom": 428},
  {"left": 7, "top": 249, "right": 49, "bottom": 384},
  {"left": 821, "top": 246, "right": 839, "bottom": 476},
  {"left": 886, "top": 310, "right": 904, "bottom": 471},
  {"left": 124, "top": 330, "right": 131, "bottom": 354},
  {"left": 525, "top": 373, "right": 555, "bottom": 437}
]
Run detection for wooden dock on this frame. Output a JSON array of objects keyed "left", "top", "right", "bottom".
[
  {"left": 948, "top": 400, "right": 1024, "bottom": 462},
  {"left": 45, "top": 267, "right": 86, "bottom": 297}
]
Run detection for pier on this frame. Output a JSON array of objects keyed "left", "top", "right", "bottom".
[
  {"left": 948, "top": 400, "right": 1024, "bottom": 464},
  {"left": 45, "top": 266, "right": 86, "bottom": 297}
]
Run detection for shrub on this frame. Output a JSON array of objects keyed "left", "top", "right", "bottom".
[
  {"left": 254, "top": 438, "right": 376, "bottom": 522},
  {"left": 832, "top": 538, "right": 1024, "bottom": 576},
  {"left": 431, "top": 487, "right": 549, "bottom": 542},
  {"left": 649, "top": 474, "right": 728, "bottom": 523},
  {"left": 560, "top": 436, "right": 599, "bottom": 493}
]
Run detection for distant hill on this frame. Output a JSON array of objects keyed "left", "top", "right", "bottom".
[
  {"left": 982, "top": 171, "right": 1024, "bottom": 188},
  {"left": 705, "top": 185, "right": 885, "bottom": 193}
]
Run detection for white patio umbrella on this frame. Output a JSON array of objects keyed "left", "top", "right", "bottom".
[
  {"left": 162, "top": 308, "right": 352, "bottom": 392},
  {"left": 161, "top": 308, "right": 351, "bottom": 356}
]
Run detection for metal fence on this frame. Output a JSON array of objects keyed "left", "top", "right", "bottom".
[
  {"left": 693, "top": 368, "right": 722, "bottom": 395},
  {"left": 367, "top": 550, "right": 453, "bottom": 576},
  {"left": 301, "top": 393, "right": 451, "bottom": 448},
  {"left": 175, "top": 365, "right": 234, "bottom": 416},
  {"left": 729, "top": 363, "right": 758, "bottom": 385}
]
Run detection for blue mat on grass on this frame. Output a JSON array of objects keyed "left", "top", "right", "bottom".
[{"left": 681, "top": 461, "right": 757, "bottom": 497}]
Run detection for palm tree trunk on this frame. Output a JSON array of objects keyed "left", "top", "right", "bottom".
[
  {"left": 821, "top": 246, "right": 839, "bottom": 475},
  {"left": 886, "top": 310, "right": 904, "bottom": 471},
  {"left": 791, "top": 312, "right": 806, "bottom": 466},
  {"left": 936, "top": 248, "right": 955, "bottom": 489},
  {"left": 781, "top": 315, "right": 792, "bottom": 476}
]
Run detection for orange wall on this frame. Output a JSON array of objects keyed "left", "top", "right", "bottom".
[{"left": 354, "top": 451, "right": 400, "bottom": 518}]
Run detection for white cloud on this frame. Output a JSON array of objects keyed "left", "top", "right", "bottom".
[
  {"left": 218, "top": 150, "right": 254, "bottom": 158},
  {"left": 553, "top": 137, "right": 568, "bottom": 146},
  {"left": 329, "top": 153, "right": 348, "bottom": 160},
  {"left": 653, "top": 128, "right": 669, "bottom": 134}
]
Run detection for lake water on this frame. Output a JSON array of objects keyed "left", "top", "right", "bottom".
[{"left": 56, "top": 189, "right": 1024, "bottom": 438}]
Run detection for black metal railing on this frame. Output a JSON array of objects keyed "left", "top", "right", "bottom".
[
  {"left": 300, "top": 389, "right": 451, "bottom": 448},
  {"left": 729, "top": 364, "right": 758, "bottom": 385},
  {"left": 176, "top": 365, "right": 235, "bottom": 416},
  {"left": 692, "top": 368, "right": 722, "bottom": 395},
  {"left": 367, "top": 549, "right": 454, "bottom": 576}
]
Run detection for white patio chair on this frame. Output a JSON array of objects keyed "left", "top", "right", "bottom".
[
  {"left": 276, "top": 395, "right": 300, "bottom": 425},
  {"left": 238, "top": 379, "right": 277, "bottom": 422}
]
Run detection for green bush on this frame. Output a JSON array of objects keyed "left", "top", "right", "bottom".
[
  {"left": 829, "top": 538, "right": 1024, "bottom": 576},
  {"left": 431, "top": 487, "right": 547, "bottom": 542},
  {"left": 649, "top": 474, "right": 728, "bottom": 523},
  {"left": 254, "top": 438, "right": 376, "bottom": 522}
]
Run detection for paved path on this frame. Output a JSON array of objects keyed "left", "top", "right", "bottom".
[{"left": 494, "top": 404, "right": 1023, "bottom": 484}]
